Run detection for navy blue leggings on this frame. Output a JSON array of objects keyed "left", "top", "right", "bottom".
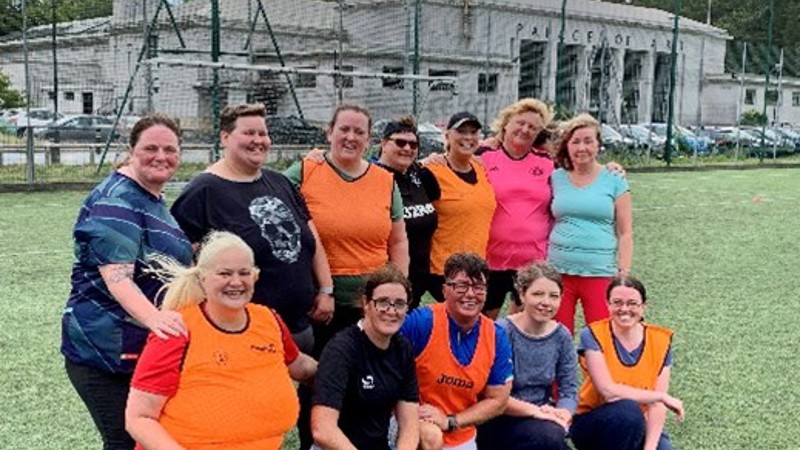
[
  {"left": 570, "top": 400, "right": 673, "bottom": 450},
  {"left": 477, "top": 414, "right": 570, "bottom": 450}
]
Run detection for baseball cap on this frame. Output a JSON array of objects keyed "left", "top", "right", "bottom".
[{"left": 447, "top": 111, "right": 482, "bottom": 130}]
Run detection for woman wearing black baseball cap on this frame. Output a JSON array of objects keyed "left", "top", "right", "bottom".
[{"left": 421, "top": 111, "right": 497, "bottom": 301}]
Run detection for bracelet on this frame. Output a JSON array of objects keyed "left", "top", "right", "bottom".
[{"left": 318, "top": 286, "right": 334, "bottom": 295}]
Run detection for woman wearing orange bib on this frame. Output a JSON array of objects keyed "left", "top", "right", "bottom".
[
  {"left": 125, "top": 231, "right": 317, "bottom": 450},
  {"left": 570, "top": 275, "right": 684, "bottom": 450}
]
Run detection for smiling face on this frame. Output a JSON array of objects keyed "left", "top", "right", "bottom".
[
  {"left": 446, "top": 124, "right": 481, "bottom": 159},
  {"left": 520, "top": 276, "right": 562, "bottom": 325},
  {"left": 363, "top": 282, "right": 409, "bottom": 339},
  {"left": 444, "top": 271, "right": 487, "bottom": 326},
  {"left": 127, "top": 125, "right": 180, "bottom": 191},
  {"left": 503, "top": 111, "right": 544, "bottom": 153},
  {"left": 328, "top": 109, "right": 371, "bottom": 165},
  {"left": 221, "top": 115, "right": 271, "bottom": 173},
  {"left": 607, "top": 285, "right": 646, "bottom": 330},
  {"left": 380, "top": 131, "right": 419, "bottom": 171},
  {"left": 567, "top": 126, "right": 600, "bottom": 166},
  {"left": 201, "top": 247, "right": 257, "bottom": 314}
]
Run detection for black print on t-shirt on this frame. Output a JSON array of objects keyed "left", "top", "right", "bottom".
[{"left": 248, "top": 195, "right": 302, "bottom": 264}]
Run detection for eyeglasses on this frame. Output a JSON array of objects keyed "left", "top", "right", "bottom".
[
  {"left": 608, "top": 299, "right": 644, "bottom": 309},
  {"left": 371, "top": 297, "right": 409, "bottom": 313},
  {"left": 389, "top": 138, "right": 419, "bottom": 150},
  {"left": 445, "top": 281, "right": 487, "bottom": 295}
]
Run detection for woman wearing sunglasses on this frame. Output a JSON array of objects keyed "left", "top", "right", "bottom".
[
  {"left": 374, "top": 116, "right": 438, "bottom": 309},
  {"left": 311, "top": 264, "right": 419, "bottom": 450}
]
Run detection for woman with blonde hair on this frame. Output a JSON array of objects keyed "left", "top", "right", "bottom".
[
  {"left": 478, "top": 98, "right": 557, "bottom": 319},
  {"left": 548, "top": 114, "right": 633, "bottom": 334},
  {"left": 126, "top": 231, "right": 316, "bottom": 450}
]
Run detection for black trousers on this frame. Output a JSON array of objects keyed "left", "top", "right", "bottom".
[{"left": 65, "top": 359, "right": 135, "bottom": 450}]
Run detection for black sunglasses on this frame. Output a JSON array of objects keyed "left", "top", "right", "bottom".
[{"left": 388, "top": 138, "right": 419, "bottom": 150}]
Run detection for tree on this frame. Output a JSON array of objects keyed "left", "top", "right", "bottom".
[
  {"left": 0, "top": 70, "right": 25, "bottom": 108},
  {"left": 0, "top": 0, "right": 112, "bottom": 37}
]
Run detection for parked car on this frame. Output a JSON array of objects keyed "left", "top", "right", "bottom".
[
  {"left": 600, "top": 123, "right": 628, "bottom": 152},
  {"left": 639, "top": 122, "right": 709, "bottom": 155},
  {"left": 618, "top": 124, "right": 666, "bottom": 152},
  {"left": 35, "top": 114, "right": 121, "bottom": 143},
  {"left": 9, "top": 108, "right": 64, "bottom": 137},
  {"left": 0, "top": 108, "right": 20, "bottom": 136},
  {"left": 265, "top": 115, "right": 327, "bottom": 146}
]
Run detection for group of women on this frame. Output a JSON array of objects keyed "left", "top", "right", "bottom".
[{"left": 60, "top": 98, "right": 682, "bottom": 450}]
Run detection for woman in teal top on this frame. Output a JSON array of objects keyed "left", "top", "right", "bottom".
[{"left": 547, "top": 114, "right": 633, "bottom": 334}]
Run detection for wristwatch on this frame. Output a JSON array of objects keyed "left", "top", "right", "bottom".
[
  {"left": 319, "top": 286, "right": 334, "bottom": 295},
  {"left": 446, "top": 414, "right": 459, "bottom": 432}
]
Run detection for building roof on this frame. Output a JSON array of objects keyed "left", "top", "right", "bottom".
[{"left": 173, "top": 0, "right": 338, "bottom": 32}]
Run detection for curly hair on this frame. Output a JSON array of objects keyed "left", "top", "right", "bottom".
[{"left": 554, "top": 113, "right": 602, "bottom": 171}]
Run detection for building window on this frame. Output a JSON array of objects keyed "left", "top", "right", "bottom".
[
  {"left": 47, "top": 91, "right": 55, "bottom": 100},
  {"left": 335, "top": 64, "right": 354, "bottom": 89},
  {"left": 766, "top": 90, "right": 778, "bottom": 106},
  {"left": 744, "top": 89, "right": 756, "bottom": 105},
  {"left": 64, "top": 91, "right": 75, "bottom": 101},
  {"left": 295, "top": 68, "right": 317, "bottom": 88},
  {"left": 793, "top": 92, "right": 800, "bottom": 107},
  {"left": 382, "top": 66, "right": 404, "bottom": 89},
  {"left": 478, "top": 73, "right": 498, "bottom": 93},
  {"left": 429, "top": 69, "right": 457, "bottom": 92}
]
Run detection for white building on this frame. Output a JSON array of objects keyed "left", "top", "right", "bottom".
[{"left": 1, "top": 0, "right": 797, "bottom": 128}]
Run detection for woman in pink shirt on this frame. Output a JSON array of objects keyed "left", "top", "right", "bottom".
[{"left": 478, "top": 98, "right": 556, "bottom": 319}]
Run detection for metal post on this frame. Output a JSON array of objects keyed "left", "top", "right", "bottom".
[
  {"left": 144, "top": 0, "right": 154, "bottom": 113},
  {"left": 734, "top": 43, "right": 746, "bottom": 162},
  {"left": 556, "top": 0, "right": 567, "bottom": 111},
  {"left": 759, "top": 0, "right": 774, "bottom": 163},
  {"left": 22, "top": 0, "right": 35, "bottom": 183},
  {"left": 337, "top": 0, "right": 344, "bottom": 104},
  {"left": 211, "top": 0, "right": 221, "bottom": 160},
  {"left": 772, "top": 48, "right": 783, "bottom": 160},
  {"left": 664, "top": 0, "right": 681, "bottom": 166},
  {"left": 483, "top": 10, "right": 491, "bottom": 126},
  {"left": 412, "top": 0, "right": 421, "bottom": 117},
  {"left": 51, "top": 0, "right": 60, "bottom": 164}
]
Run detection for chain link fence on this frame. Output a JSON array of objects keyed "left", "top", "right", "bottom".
[{"left": 1, "top": 0, "right": 798, "bottom": 184}]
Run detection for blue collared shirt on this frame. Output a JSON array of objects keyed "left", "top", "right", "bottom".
[{"left": 400, "top": 305, "right": 513, "bottom": 386}]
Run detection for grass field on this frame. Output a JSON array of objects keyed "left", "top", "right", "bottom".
[{"left": 1, "top": 168, "right": 798, "bottom": 449}]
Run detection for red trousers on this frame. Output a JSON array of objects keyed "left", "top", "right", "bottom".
[{"left": 555, "top": 274, "right": 611, "bottom": 334}]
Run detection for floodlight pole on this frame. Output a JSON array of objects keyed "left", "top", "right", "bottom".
[
  {"left": 664, "top": 0, "right": 681, "bottom": 166},
  {"left": 758, "top": 0, "right": 774, "bottom": 163},
  {"left": 555, "top": 0, "right": 567, "bottom": 111},
  {"left": 211, "top": 0, "right": 221, "bottom": 160},
  {"left": 412, "top": 0, "right": 421, "bottom": 117}
]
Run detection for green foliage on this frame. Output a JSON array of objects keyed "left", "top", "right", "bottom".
[
  {"left": 740, "top": 109, "right": 767, "bottom": 126},
  {"left": 0, "top": 70, "right": 25, "bottom": 108},
  {"left": 604, "top": 0, "right": 800, "bottom": 50},
  {"left": 0, "top": 0, "right": 112, "bottom": 37}
]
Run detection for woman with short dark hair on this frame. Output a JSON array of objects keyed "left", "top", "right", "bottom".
[{"left": 311, "top": 264, "right": 419, "bottom": 450}]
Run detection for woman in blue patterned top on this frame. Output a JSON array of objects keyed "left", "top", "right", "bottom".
[
  {"left": 547, "top": 114, "right": 633, "bottom": 334},
  {"left": 61, "top": 114, "right": 193, "bottom": 450}
]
